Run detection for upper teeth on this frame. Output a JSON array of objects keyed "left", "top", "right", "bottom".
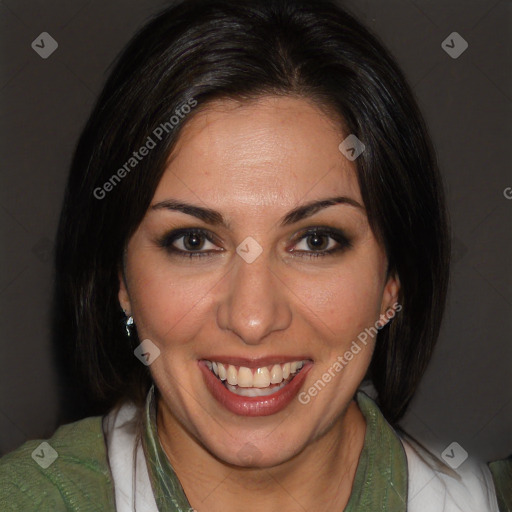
[{"left": 205, "top": 360, "right": 305, "bottom": 388}]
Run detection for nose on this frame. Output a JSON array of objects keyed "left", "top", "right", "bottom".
[{"left": 216, "top": 249, "right": 292, "bottom": 345}]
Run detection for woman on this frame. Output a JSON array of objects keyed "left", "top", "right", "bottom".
[{"left": 0, "top": 0, "right": 508, "bottom": 510}]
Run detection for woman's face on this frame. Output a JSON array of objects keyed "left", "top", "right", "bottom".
[{"left": 119, "top": 96, "right": 399, "bottom": 467}]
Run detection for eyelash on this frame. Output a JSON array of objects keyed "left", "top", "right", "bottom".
[{"left": 157, "top": 227, "right": 352, "bottom": 259}]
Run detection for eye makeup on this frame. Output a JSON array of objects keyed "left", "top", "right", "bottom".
[{"left": 155, "top": 225, "right": 352, "bottom": 260}]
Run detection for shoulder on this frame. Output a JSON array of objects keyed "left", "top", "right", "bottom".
[
  {"left": 0, "top": 415, "right": 116, "bottom": 511},
  {"left": 488, "top": 456, "right": 512, "bottom": 512},
  {"left": 400, "top": 433, "right": 500, "bottom": 512}
]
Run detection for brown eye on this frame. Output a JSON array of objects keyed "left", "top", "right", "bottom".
[
  {"left": 291, "top": 227, "right": 351, "bottom": 258},
  {"left": 182, "top": 232, "right": 207, "bottom": 251},
  {"left": 304, "top": 233, "right": 331, "bottom": 251},
  {"left": 158, "top": 228, "right": 222, "bottom": 258}
]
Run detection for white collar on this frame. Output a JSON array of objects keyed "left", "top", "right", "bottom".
[
  {"left": 103, "top": 401, "right": 159, "bottom": 512},
  {"left": 401, "top": 434, "right": 499, "bottom": 512},
  {"left": 102, "top": 400, "right": 498, "bottom": 512}
]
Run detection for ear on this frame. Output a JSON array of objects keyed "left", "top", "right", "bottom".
[
  {"left": 379, "top": 272, "right": 401, "bottom": 325},
  {"left": 118, "top": 266, "right": 132, "bottom": 316}
]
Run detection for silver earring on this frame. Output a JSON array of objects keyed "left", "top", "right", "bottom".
[{"left": 125, "top": 315, "right": 134, "bottom": 337}]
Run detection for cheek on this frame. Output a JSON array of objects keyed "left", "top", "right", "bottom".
[
  {"left": 290, "top": 258, "right": 384, "bottom": 340},
  {"left": 126, "top": 252, "right": 219, "bottom": 346}
]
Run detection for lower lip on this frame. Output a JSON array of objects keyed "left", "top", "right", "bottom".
[{"left": 199, "top": 361, "right": 313, "bottom": 417}]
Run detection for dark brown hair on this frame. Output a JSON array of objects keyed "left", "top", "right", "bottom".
[{"left": 54, "top": 0, "right": 450, "bottom": 425}]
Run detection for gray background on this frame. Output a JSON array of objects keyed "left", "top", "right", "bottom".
[{"left": 0, "top": 0, "right": 511, "bottom": 466}]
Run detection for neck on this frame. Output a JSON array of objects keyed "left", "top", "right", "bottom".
[{"left": 156, "top": 398, "right": 366, "bottom": 512}]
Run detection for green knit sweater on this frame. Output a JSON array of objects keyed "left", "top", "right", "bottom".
[
  {"left": 0, "top": 416, "right": 116, "bottom": 511},
  {"left": 1, "top": 392, "right": 509, "bottom": 511}
]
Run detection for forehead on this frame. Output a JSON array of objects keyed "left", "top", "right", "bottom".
[{"left": 153, "top": 96, "right": 362, "bottom": 213}]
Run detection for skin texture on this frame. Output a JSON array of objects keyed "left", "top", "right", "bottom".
[{"left": 118, "top": 96, "right": 400, "bottom": 511}]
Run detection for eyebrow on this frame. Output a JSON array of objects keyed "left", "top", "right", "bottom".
[{"left": 151, "top": 196, "right": 365, "bottom": 228}]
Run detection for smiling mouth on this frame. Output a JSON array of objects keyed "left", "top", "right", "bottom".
[{"left": 203, "top": 359, "right": 309, "bottom": 397}]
